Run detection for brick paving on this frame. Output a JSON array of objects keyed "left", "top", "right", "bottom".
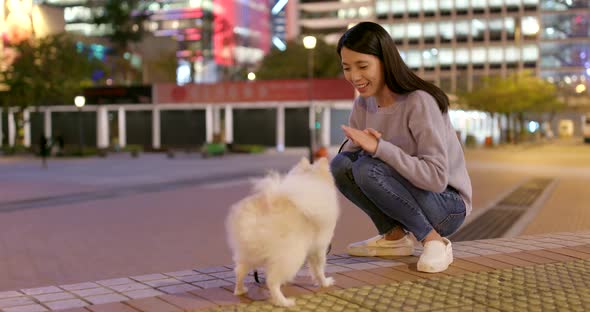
[{"left": 1, "top": 231, "right": 590, "bottom": 311}]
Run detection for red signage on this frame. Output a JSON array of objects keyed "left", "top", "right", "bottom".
[{"left": 155, "top": 79, "right": 355, "bottom": 104}]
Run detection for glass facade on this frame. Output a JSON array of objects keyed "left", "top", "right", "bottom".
[
  {"left": 300, "top": 0, "right": 588, "bottom": 95},
  {"left": 371, "top": 0, "right": 588, "bottom": 94}
]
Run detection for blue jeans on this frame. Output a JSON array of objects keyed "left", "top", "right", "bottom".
[{"left": 330, "top": 151, "right": 466, "bottom": 241}]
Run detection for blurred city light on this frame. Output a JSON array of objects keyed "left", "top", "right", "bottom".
[
  {"left": 247, "top": 72, "right": 256, "bottom": 81},
  {"left": 576, "top": 84, "right": 587, "bottom": 94},
  {"left": 303, "top": 36, "right": 317, "bottom": 50},
  {"left": 272, "top": 37, "right": 286, "bottom": 51},
  {"left": 528, "top": 121, "right": 539, "bottom": 133},
  {"left": 74, "top": 95, "right": 86, "bottom": 108}
]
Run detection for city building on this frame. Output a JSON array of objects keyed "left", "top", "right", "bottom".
[
  {"left": 295, "top": 0, "right": 589, "bottom": 143},
  {"left": 296, "top": 0, "right": 589, "bottom": 96},
  {"left": 2, "top": 0, "right": 589, "bottom": 150},
  {"left": 37, "top": 0, "right": 272, "bottom": 84}
]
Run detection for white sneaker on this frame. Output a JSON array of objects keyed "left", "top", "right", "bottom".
[
  {"left": 347, "top": 234, "right": 415, "bottom": 257},
  {"left": 417, "top": 237, "right": 453, "bottom": 273}
]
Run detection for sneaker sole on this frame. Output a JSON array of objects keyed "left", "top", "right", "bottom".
[
  {"left": 417, "top": 256, "right": 453, "bottom": 273},
  {"left": 347, "top": 246, "right": 415, "bottom": 257}
]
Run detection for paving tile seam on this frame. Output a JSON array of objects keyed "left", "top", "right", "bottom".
[{"left": 2, "top": 231, "right": 590, "bottom": 311}]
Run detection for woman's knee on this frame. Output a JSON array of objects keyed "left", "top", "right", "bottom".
[
  {"left": 353, "top": 156, "right": 407, "bottom": 186},
  {"left": 330, "top": 153, "right": 354, "bottom": 180},
  {"left": 350, "top": 156, "right": 381, "bottom": 187}
]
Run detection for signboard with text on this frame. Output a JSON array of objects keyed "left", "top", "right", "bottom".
[{"left": 155, "top": 79, "right": 355, "bottom": 104}]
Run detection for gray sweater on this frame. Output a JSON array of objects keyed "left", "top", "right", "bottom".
[{"left": 342, "top": 90, "right": 473, "bottom": 215}]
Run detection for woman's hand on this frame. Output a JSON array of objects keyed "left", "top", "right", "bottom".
[
  {"left": 341, "top": 125, "right": 380, "bottom": 154},
  {"left": 364, "top": 128, "right": 382, "bottom": 140}
]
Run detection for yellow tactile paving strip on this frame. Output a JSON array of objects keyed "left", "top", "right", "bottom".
[{"left": 201, "top": 258, "right": 590, "bottom": 312}]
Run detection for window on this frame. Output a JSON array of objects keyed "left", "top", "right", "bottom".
[
  {"left": 505, "top": 17, "right": 516, "bottom": 40},
  {"left": 505, "top": 0, "right": 521, "bottom": 10},
  {"left": 439, "top": 21, "right": 454, "bottom": 42},
  {"left": 455, "top": 48, "right": 469, "bottom": 65},
  {"left": 423, "top": 49, "right": 436, "bottom": 68},
  {"left": 522, "top": 45, "right": 539, "bottom": 61},
  {"left": 472, "top": 0, "right": 486, "bottom": 12},
  {"left": 471, "top": 19, "right": 486, "bottom": 41},
  {"left": 406, "top": 50, "right": 422, "bottom": 68},
  {"left": 376, "top": 0, "right": 389, "bottom": 16},
  {"left": 489, "top": 18, "right": 503, "bottom": 40},
  {"left": 522, "top": 16, "right": 540, "bottom": 38},
  {"left": 489, "top": 0, "right": 502, "bottom": 12},
  {"left": 407, "top": 23, "right": 422, "bottom": 39},
  {"left": 423, "top": 22, "right": 437, "bottom": 43},
  {"left": 488, "top": 47, "right": 503, "bottom": 63},
  {"left": 391, "top": 0, "right": 406, "bottom": 17},
  {"left": 422, "top": 0, "right": 437, "bottom": 15},
  {"left": 390, "top": 24, "right": 406, "bottom": 40},
  {"left": 505, "top": 46, "right": 520, "bottom": 62},
  {"left": 408, "top": 0, "right": 421, "bottom": 16},
  {"left": 439, "top": 49, "right": 453, "bottom": 65},
  {"left": 456, "top": 20, "right": 470, "bottom": 42},
  {"left": 471, "top": 47, "right": 486, "bottom": 64},
  {"left": 455, "top": 0, "right": 468, "bottom": 14},
  {"left": 439, "top": 0, "right": 453, "bottom": 14}
]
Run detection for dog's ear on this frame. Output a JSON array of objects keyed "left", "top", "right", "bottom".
[
  {"left": 314, "top": 157, "right": 329, "bottom": 169},
  {"left": 289, "top": 157, "right": 311, "bottom": 174},
  {"left": 316, "top": 157, "right": 328, "bottom": 165},
  {"left": 298, "top": 157, "right": 311, "bottom": 167}
]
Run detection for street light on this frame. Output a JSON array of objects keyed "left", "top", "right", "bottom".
[
  {"left": 303, "top": 35, "right": 316, "bottom": 162},
  {"left": 74, "top": 95, "right": 85, "bottom": 155}
]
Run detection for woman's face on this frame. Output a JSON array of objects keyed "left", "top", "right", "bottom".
[{"left": 340, "top": 47, "right": 386, "bottom": 98}]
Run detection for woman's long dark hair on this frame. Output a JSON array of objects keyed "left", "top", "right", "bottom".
[{"left": 337, "top": 21, "right": 449, "bottom": 113}]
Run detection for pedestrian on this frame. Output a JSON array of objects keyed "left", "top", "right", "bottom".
[
  {"left": 39, "top": 135, "right": 49, "bottom": 169},
  {"left": 330, "top": 22, "right": 472, "bottom": 273},
  {"left": 55, "top": 134, "right": 65, "bottom": 156}
]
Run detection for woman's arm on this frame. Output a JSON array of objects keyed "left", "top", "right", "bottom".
[{"left": 373, "top": 92, "right": 449, "bottom": 192}]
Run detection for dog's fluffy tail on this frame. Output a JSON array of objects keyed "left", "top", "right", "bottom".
[{"left": 251, "top": 170, "right": 282, "bottom": 194}]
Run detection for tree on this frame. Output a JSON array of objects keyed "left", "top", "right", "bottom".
[
  {"left": 255, "top": 39, "right": 342, "bottom": 80},
  {"left": 91, "top": 0, "right": 156, "bottom": 84},
  {"left": 458, "top": 71, "right": 564, "bottom": 143},
  {"left": 0, "top": 33, "right": 104, "bottom": 146}
]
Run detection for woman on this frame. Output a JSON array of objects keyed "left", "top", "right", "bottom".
[{"left": 330, "top": 21, "right": 472, "bottom": 273}]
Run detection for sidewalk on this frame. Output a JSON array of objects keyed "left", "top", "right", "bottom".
[{"left": 2, "top": 231, "right": 590, "bottom": 312}]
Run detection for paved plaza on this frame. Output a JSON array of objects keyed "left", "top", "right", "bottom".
[{"left": 0, "top": 139, "right": 589, "bottom": 311}]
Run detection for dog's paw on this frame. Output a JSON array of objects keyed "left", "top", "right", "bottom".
[
  {"left": 273, "top": 297, "right": 296, "bottom": 307},
  {"left": 233, "top": 286, "right": 248, "bottom": 296},
  {"left": 321, "top": 277, "right": 335, "bottom": 287}
]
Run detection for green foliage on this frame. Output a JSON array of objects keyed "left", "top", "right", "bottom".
[
  {"left": 90, "top": 0, "right": 158, "bottom": 84},
  {"left": 255, "top": 39, "right": 342, "bottom": 80},
  {"left": 201, "top": 143, "right": 227, "bottom": 157},
  {"left": 1, "top": 144, "right": 29, "bottom": 155},
  {"left": 229, "top": 144, "right": 266, "bottom": 154},
  {"left": 458, "top": 71, "right": 565, "bottom": 114},
  {"left": 0, "top": 33, "right": 104, "bottom": 108},
  {"left": 144, "top": 50, "right": 177, "bottom": 83},
  {"left": 91, "top": 0, "right": 155, "bottom": 52}
]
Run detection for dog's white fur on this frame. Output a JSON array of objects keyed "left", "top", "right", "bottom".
[{"left": 225, "top": 157, "right": 340, "bottom": 307}]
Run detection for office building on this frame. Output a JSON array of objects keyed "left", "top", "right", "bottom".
[{"left": 297, "top": 0, "right": 589, "bottom": 96}]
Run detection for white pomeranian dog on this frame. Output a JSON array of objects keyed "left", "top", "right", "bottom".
[{"left": 225, "top": 157, "right": 340, "bottom": 307}]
